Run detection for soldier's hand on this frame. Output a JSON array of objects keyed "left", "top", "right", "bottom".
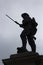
[{"left": 19, "top": 24, "right": 23, "bottom": 27}]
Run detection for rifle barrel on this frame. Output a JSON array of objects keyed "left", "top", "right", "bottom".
[{"left": 6, "top": 14, "right": 20, "bottom": 25}]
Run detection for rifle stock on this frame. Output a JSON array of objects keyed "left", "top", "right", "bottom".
[{"left": 6, "top": 14, "right": 20, "bottom": 25}]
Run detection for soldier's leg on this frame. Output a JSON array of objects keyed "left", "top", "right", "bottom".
[
  {"left": 27, "top": 36, "right": 36, "bottom": 52},
  {"left": 20, "top": 30, "right": 27, "bottom": 49}
]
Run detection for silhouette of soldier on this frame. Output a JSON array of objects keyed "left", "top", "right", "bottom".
[
  {"left": 6, "top": 13, "right": 38, "bottom": 53},
  {"left": 18, "top": 13, "right": 38, "bottom": 53}
]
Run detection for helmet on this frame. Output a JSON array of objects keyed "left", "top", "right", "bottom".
[{"left": 21, "top": 13, "right": 29, "bottom": 19}]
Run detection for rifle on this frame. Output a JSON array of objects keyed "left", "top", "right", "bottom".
[
  {"left": 6, "top": 14, "right": 36, "bottom": 40},
  {"left": 6, "top": 14, "right": 20, "bottom": 26}
]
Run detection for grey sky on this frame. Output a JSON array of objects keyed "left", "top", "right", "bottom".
[{"left": 0, "top": 0, "right": 43, "bottom": 65}]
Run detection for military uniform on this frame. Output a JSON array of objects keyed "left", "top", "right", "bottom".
[{"left": 20, "top": 13, "right": 38, "bottom": 52}]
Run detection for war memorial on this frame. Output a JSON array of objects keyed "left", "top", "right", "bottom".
[{"left": 2, "top": 13, "right": 43, "bottom": 65}]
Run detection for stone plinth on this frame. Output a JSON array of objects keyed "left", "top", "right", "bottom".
[{"left": 2, "top": 52, "right": 43, "bottom": 65}]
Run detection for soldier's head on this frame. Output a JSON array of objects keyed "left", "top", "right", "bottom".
[{"left": 21, "top": 13, "right": 30, "bottom": 19}]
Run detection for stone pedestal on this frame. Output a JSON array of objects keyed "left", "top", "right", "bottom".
[{"left": 2, "top": 52, "right": 43, "bottom": 65}]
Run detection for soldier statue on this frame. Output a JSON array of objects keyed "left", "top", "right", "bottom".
[
  {"left": 17, "top": 13, "right": 38, "bottom": 53},
  {"left": 6, "top": 13, "right": 38, "bottom": 53}
]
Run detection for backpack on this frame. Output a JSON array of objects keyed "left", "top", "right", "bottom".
[{"left": 31, "top": 17, "right": 38, "bottom": 35}]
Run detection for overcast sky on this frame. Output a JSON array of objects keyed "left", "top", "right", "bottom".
[{"left": 0, "top": 0, "right": 43, "bottom": 65}]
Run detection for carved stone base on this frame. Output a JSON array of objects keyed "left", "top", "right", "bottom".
[{"left": 2, "top": 52, "right": 43, "bottom": 65}]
